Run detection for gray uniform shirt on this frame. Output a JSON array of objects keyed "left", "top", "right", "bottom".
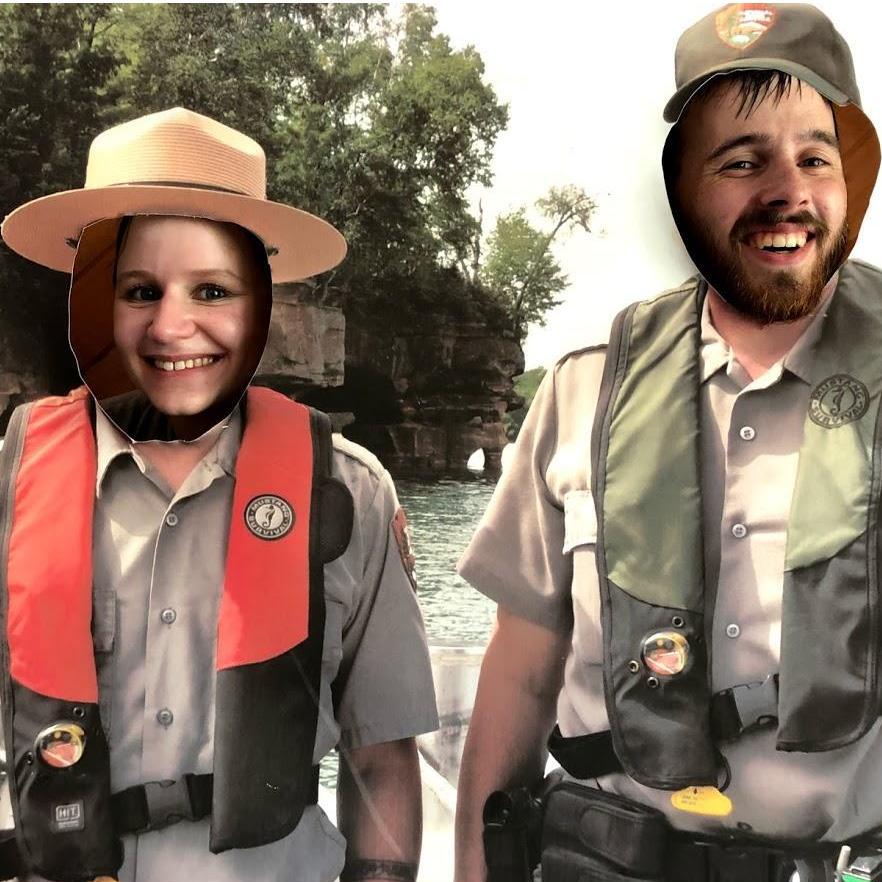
[
  {"left": 24, "top": 404, "right": 438, "bottom": 882},
  {"left": 459, "top": 272, "right": 882, "bottom": 842}
]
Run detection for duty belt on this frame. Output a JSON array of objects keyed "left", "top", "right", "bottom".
[
  {"left": 0, "top": 767, "right": 320, "bottom": 880},
  {"left": 549, "top": 674, "right": 780, "bottom": 779}
]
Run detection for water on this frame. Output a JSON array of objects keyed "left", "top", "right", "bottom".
[
  {"left": 396, "top": 477, "right": 497, "bottom": 647},
  {"left": 321, "top": 476, "right": 497, "bottom": 790}
]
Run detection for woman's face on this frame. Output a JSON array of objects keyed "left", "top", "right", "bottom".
[{"left": 112, "top": 215, "right": 270, "bottom": 436}]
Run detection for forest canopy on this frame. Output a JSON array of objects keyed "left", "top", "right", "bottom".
[{"left": 0, "top": 4, "right": 593, "bottom": 358}]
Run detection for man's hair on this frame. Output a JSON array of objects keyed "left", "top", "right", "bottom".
[{"left": 663, "top": 70, "right": 804, "bottom": 185}]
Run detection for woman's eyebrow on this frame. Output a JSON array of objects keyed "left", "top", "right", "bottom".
[{"left": 114, "top": 267, "right": 247, "bottom": 284}]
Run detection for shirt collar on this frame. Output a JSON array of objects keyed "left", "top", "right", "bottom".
[
  {"left": 698, "top": 273, "right": 838, "bottom": 387},
  {"left": 699, "top": 295, "right": 731, "bottom": 383},
  {"left": 95, "top": 403, "right": 242, "bottom": 496},
  {"left": 781, "top": 281, "right": 836, "bottom": 384},
  {"left": 95, "top": 406, "right": 133, "bottom": 494}
]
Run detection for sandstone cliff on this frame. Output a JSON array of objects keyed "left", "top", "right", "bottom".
[
  {"left": 302, "top": 307, "right": 524, "bottom": 477},
  {"left": 0, "top": 279, "right": 523, "bottom": 478}
]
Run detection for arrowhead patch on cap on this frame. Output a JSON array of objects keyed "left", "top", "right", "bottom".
[{"left": 715, "top": 4, "right": 777, "bottom": 50}]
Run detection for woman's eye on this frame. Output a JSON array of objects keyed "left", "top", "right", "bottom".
[
  {"left": 197, "top": 284, "right": 230, "bottom": 302},
  {"left": 122, "top": 285, "right": 160, "bottom": 302}
]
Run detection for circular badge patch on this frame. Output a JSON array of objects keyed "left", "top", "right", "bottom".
[
  {"left": 36, "top": 722, "right": 86, "bottom": 768},
  {"left": 245, "top": 495, "right": 294, "bottom": 540},
  {"left": 809, "top": 375, "right": 869, "bottom": 429},
  {"left": 641, "top": 631, "right": 691, "bottom": 677},
  {"left": 715, "top": 4, "right": 777, "bottom": 50}
]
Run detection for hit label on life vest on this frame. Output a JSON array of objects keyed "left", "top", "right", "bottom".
[
  {"left": 671, "top": 786, "right": 733, "bottom": 817},
  {"left": 51, "top": 800, "right": 84, "bottom": 832}
]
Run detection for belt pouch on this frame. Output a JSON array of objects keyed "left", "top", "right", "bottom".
[{"left": 541, "top": 781, "right": 668, "bottom": 882}]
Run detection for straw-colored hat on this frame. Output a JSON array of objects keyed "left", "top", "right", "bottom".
[{"left": 1, "top": 107, "right": 347, "bottom": 281}]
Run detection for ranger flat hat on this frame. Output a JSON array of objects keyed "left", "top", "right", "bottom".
[{"left": 1, "top": 107, "right": 347, "bottom": 282}]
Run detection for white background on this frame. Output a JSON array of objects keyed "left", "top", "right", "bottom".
[{"left": 433, "top": 2, "right": 882, "bottom": 368}]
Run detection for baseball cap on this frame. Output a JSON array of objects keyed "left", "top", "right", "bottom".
[
  {"left": 663, "top": 3, "right": 879, "bottom": 260},
  {"left": 665, "top": 4, "right": 860, "bottom": 123}
]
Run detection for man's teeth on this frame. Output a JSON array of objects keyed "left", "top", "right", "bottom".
[
  {"left": 750, "top": 231, "right": 809, "bottom": 250},
  {"left": 152, "top": 356, "right": 218, "bottom": 372}
]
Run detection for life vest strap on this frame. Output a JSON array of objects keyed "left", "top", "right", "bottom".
[
  {"left": 112, "top": 767, "right": 319, "bottom": 836},
  {"left": 548, "top": 674, "right": 781, "bottom": 780},
  {"left": 0, "top": 767, "right": 321, "bottom": 879}
]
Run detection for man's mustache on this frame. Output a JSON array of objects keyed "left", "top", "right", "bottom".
[{"left": 731, "top": 209, "right": 830, "bottom": 240}]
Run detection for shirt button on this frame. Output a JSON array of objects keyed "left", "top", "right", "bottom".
[
  {"left": 731, "top": 523, "right": 748, "bottom": 539},
  {"left": 739, "top": 426, "right": 756, "bottom": 441},
  {"left": 165, "top": 512, "right": 179, "bottom": 527},
  {"left": 726, "top": 623, "right": 741, "bottom": 639},
  {"left": 156, "top": 708, "right": 174, "bottom": 727},
  {"left": 160, "top": 608, "right": 177, "bottom": 625}
]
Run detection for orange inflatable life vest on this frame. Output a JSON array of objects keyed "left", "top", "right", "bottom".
[{"left": 0, "top": 386, "right": 353, "bottom": 881}]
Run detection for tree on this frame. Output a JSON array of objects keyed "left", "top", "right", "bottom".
[
  {"left": 0, "top": 4, "right": 510, "bottom": 320},
  {"left": 482, "top": 210, "right": 567, "bottom": 340},
  {"left": 0, "top": 4, "right": 123, "bottom": 395},
  {"left": 480, "top": 185, "right": 597, "bottom": 340},
  {"left": 115, "top": 4, "right": 508, "bottom": 320}
]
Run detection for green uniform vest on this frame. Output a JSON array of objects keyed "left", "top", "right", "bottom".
[{"left": 592, "top": 259, "right": 882, "bottom": 789}]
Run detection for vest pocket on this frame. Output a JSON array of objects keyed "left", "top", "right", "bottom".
[{"left": 92, "top": 587, "right": 116, "bottom": 737}]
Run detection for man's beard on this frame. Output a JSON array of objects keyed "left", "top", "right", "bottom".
[{"left": 676, "top": 206, "right": 847, "bottom": 324}]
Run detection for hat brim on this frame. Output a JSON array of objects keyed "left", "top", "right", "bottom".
[
  {"left": 1, "top": 184, "right": 347, "bottom": 282},
  {"left": 663, "top": 58, "right": 851, "bottom": 123}
]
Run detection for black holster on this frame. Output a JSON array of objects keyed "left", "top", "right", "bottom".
[
  {"left": 483, "top": 772, "right": 668, "bottom": 882},
  {"left": 482, "top": 780, "right": 545, "bottom": 882}
]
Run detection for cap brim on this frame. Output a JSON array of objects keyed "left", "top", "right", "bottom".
[
  {"left": 663, "top": 58, "right": 851, "bottom": 123},
  {"left": 1, "top": 185, "right": 346, "bottom": 282}
]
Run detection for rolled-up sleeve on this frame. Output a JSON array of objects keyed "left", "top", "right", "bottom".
[{"left": 458, "top": 348, "right": 607, "bottom": 633}]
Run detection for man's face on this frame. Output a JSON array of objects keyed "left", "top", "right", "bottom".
[
  {"left": 673, "top": 79, "right": 848, "bottom": 324},
  {"left": 113, "top": 215, "right": 270, "bottom": 435}
]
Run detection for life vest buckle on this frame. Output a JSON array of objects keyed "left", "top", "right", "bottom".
[
  {"left": 139, "top": 777, "right": 200, "bottom": 831},
  {"left": 711, "top": 674, "right": 779, "bottom": 741}
]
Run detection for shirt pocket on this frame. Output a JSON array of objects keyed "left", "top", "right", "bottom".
[{"left": 92, "top": 586, "right": 116, "bottom": 737}]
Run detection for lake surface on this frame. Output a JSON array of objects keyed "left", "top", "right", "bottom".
[
  {"left": 396, "top": 476, "right": 497, "bottom": 647},
  {"left": 321, "top": 475, "right": 497, "bottom": 789}
]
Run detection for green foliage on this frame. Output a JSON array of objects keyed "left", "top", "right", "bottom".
[
  {"left": 0, "top": 4, "right": 123, "bottom": 387},
  {"left": 515, "top": 366, "right": 546, "bottom": 402},
  {"left": 121, "top": 4, "right": 508, "bottom": 320},
  {"left": 0, "top": 3, "right": 511, "bottom": 345},
  {"left": 504, "top": 367, "right": 546, "bottom": 441},
  {"left": 482, "top": 209, "right": 567, "bottom": 340},
  {"left": 481, "top": 185, "right": 597, "bottom": 341}
]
